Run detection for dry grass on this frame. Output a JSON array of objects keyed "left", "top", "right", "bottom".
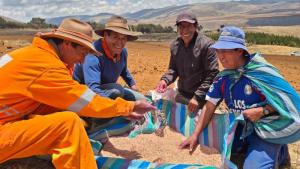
[
  {"left": 245, "top": 26, "right": 300, "bottom": 38},
  {"left": 248, "top": 44, "right": 300, "bottom": 56}
]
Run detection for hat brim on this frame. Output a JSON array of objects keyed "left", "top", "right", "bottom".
[
  {"left": 176, "top": 19, "right": 196, "bottom": 25},
  {"left": 210, "top": 40, "right": 249, "bottom": 53},
  {"left": 38, "top": 30, "right": 101, "bottom": 56},
  {"left": 95, "top": 27, "right": 141, "bottom": 41}
]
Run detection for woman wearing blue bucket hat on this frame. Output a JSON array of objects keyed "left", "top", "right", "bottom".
[{"left": 179, "top": 26, "right": 300, "bottom": 169}]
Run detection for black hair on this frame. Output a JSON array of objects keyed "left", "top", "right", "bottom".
[{"left": 234, "top": 48, "right": 248, "bottom": 55}]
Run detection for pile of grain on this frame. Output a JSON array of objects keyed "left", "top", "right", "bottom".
[{"left": 101, "top": 127, "right": 221, "bottom": 167}]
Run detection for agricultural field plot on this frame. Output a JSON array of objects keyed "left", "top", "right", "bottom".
[{"left": 0, "top": 34, "right": 300, "bottom": 168}]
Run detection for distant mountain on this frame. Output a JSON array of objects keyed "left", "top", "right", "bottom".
[
  {"left": 47, "top": 13, "right": 114, "bottom": 26},
  {"left": 0, "top": 15, "right": 24, "bottom": 23},
  {"left": 41, "top": 0, "right": 300, "bottom": 29}
]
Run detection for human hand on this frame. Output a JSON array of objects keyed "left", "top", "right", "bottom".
[
  {"left": 131, "top": 85, "right": 139, "bottom": 92},
  {"left": 242, "top": 107, "right": 264, "bottom": 122},
  {"left": 188, "top": 98, "right": 199, "bottom": 113},
  {"left": 156, "top": 80, "right": 167, "bottom": 93},
  {"left": 178, "top": 134, "right": 198, "bottom": 152},
  {"left": 127, "top": 100, "right": 156, "bottom": 119}
]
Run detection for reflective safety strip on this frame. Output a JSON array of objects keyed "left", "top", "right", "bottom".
[
  {"left": 8, "top": 106, "right": 21, "bottom": 115},
  {"left": 0, "top": 54, "right": 13, "bottom": 68},
  {"left": 68, "top": 88, "right": 96, "bottom": 113},
  {"left": 0, "top": 104, "right": 20, "bottom": 116},
  {"left": 0, "top": 105, "right": 11, "bottom": 116}
]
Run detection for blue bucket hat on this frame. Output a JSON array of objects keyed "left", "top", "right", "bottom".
[{"left": 210, "top": 26, "right": 249, "bottom": 53}]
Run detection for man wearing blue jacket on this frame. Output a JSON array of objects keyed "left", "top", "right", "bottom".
[
  {"left": 73, "top": 15, "right": 144, "bottom": 130},
  {"left": 73, "top": 15, "right": 142, "bottom": 101}
]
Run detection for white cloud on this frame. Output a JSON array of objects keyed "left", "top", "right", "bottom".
[{"left": 0, "top": 0, "right": 233, "bottom": 22}]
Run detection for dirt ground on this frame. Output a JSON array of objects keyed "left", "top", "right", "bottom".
[
  {"left": 124, "top": 41, "right": 300, "bottom": 93},
  {"left": 1, "top": 35, "right": 300, "bottom": 168}
]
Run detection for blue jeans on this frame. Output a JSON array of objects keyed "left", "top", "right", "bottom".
[
  {"left": 231, "top": 124, "right": 290, "bottom": 169},
  {"left": 100, "top": 83, "right": 147, "bottom": 101}
]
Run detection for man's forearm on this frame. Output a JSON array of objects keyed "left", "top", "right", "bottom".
[{"left": 161, "top": 69, "right": 178, "bottom": 85}]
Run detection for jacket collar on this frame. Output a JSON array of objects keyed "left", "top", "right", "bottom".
[
  {"left": 32, "top": 37, "right": 60, "bottom": 59},
  {"left": 101, "top": 38, "right": 121, "bottom": 63}
]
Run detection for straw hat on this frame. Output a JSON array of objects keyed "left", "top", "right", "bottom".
[
  {"left": 95, "top": 15, "right": 141, "bottom": 41},
  {"left": 38, "top": 18, "right": 98, "bottom": 53}
]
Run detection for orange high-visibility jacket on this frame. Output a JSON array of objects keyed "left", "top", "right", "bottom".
[{"left": 0, "top": 37, "right": 134, "bottom": 124}]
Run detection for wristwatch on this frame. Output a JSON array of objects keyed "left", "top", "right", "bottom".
[{"left": 262, "top": 106, "right": 270, "bottom": 115}]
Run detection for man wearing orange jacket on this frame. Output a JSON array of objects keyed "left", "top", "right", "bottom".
[{"left": 0, "top": 18, "right": 155, "bottom": 169}]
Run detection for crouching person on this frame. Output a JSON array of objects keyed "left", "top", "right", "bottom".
[
  {"left": 73, "top": 15, "right": 143, "bottom": 101},
  {"left": 0, "top": 18, "right": 155, "bottom": 169},
  {"left": 179, "top": 26, "right": 297, "bottom": 169},
  {"left": 73, "top": 15, "right": 147, "bottom": 131},
  {"left": 156, "top": 12, "right": 219, "bottom": 113}
]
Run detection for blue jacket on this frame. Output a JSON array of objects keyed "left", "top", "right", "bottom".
[{"left": 73, "top": 39, "right": 136, "bottom": 97}]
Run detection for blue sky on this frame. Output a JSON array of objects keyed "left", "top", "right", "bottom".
[{"left": 0, "top": 0, "right": 234, "bottom": 22}]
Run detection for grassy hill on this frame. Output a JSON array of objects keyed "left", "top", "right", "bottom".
[{"left": 43, "top": 0, "right": 300, "bottom": 30}]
